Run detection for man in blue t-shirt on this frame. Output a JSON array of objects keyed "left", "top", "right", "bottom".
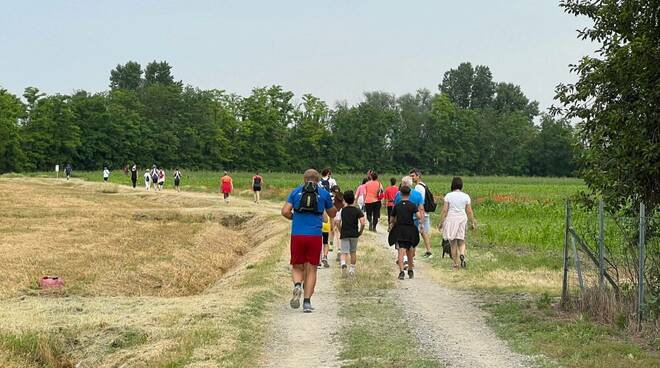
[{"left": 281, "top": 169, "right": 337, "bottom": 313}]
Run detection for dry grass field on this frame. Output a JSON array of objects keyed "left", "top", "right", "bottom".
[{"left": 0, "top": 177, "right": 290, "bottom": 367}]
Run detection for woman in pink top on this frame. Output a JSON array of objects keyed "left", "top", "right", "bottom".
[
  {"left": 355, "top": 178, "right": 368, "bottom": 213},
  {"left": 364, "top": 172, "right": 384, "bottom": 232}
]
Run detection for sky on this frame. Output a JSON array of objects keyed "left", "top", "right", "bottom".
[{"left": 0, "top": 0, "right": 594, "bottom": 112}]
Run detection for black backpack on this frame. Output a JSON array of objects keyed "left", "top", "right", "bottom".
[
  {"left": 296, "top": 182, "right": 322, "bottom": 214},
  {"left": 420, "top": 183, "right": 437, "bottom": 212},
  {"left": 320, "top": 178, "right": 331, "bottom": 191}
]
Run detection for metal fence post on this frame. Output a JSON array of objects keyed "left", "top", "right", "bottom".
[
  {"left": 599, "top": 200, "right": 605, "bottom": 288},
  {"left": 571, "top": 233, "right": 585, "bottom": 293},
  {"left": 638, "top": 203, "right": 646, "bottom": 331},
  {"left": 562, "top": 199, "right": 570, "bottom": 308}
]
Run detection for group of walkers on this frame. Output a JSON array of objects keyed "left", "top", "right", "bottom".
[
  {"left": 281, "top": 168, "right": 477, "bottom": 312},
  {"left": 142, "top": 165, "right": 181, "bottom": 192}
]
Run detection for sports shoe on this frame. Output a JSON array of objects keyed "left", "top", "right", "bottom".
[
  {"left": 348, "top": 268, "right": 355, "bottom": 277},
  {"left": 322, "top": 258, "right": 329, "bottom": 268},
  {"left": 460, "top": 254, "right": 466, "bottom": 268},
  {"left": 303, "top": 300, "right": 313, "bottom": 313},
  {"left": 398, "top": 271, "right": 405, "bottom": 280},
  {"left": 424, "top": 251, "right": 433, "bottom": 258},
  {"left": 408, "top": 269, "right": 414, "bottom": 279},
  {"left": 290, "top": 286, "right": 302, "bottom": 309}
]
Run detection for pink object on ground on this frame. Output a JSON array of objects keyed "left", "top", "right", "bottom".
[{"left": 39, "top": 276, "right": 64, "bottom": 289}]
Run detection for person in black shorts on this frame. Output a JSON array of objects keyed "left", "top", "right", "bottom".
[
  {"left": 130, "top": 163, "right": 138, "bottom": 189},
  {"left": 252, "top": 171, "right": 263, "bottom": 203},
  {"left": 173, "top": 168, "right": 182, "bottom": 192},
  {"left": 388, "top": 185, "right": 422, "bottom": 280}
]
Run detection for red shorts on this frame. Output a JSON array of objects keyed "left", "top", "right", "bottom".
[{"left": 290, "top": 235, "right": 322, "bottom": 266}]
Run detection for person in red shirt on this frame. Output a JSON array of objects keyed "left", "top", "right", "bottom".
[
  {"left": 220, "top": 171, "right": 233, "bottom": 204},
  {"left": 383, "top": 177, "right": 399, "bottom": 227}
]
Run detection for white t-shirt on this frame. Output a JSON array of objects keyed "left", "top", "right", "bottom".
[
  {"left": 444, "top": 191, "right": 471, "bottom": 216},
  {"left": 144, "top": 172, "right": 150, "bottom": 181},
  {"left": 103, "top": 169, "right": 109, "bottom": 178}
]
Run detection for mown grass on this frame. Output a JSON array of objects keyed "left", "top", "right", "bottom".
[
  {"left": 335, "top": 242, "right": 442, "bottom": 368},
  {"left": 485, "top": 299, "right": 660, "bottom": 368}
]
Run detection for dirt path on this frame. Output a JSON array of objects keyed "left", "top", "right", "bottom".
[
  {"left": 261, "top": 261, "right": 341, "bottom": 367},
  {"left": 369, "top": 229, "right": 533, "bottom": 368}
]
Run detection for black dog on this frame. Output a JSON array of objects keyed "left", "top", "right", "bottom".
[{"left": 442, "top": 239, "right": 451, "bottom": 258}]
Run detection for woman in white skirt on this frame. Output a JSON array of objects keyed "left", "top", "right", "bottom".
[{"left": 438, "top": 177, "right": 476, "bottom": 270}]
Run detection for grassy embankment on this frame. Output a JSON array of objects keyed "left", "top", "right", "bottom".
[{"left": 0, "top": 177, "right": 289, "bottom": 367}]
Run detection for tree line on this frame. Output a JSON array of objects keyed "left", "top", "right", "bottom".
[{"left": 0, "top": 61, "right": 577, "bottom": 176}]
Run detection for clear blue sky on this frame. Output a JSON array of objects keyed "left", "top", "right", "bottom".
[{"left": 0, "top": 0, "right": 593, "bottom": 111}]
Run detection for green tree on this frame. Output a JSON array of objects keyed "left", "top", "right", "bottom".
[
  {"left": 21, "top": 93, "right": 81, "bottom": 170},
  {"left": 109, "top": 61, "right": 143, "bottom": 90},
  {"left": 287, "top": 94, "right": 331, "bottom": 170},
  {"left": 493, "top": 82, "right": 539, "bottom": 120},
  {"left": 439, "top": 63, "right": 495, "bottom": 109},
  {"left": 392, "top": 89, "right": 433, "bottom": 171},
  {"left": 236, "top": 86, "right": 295, "bottom": 170},
  {"left": 528, "top": 115, "right": 576, "bottom": 177},
  {"left": 555, "top": 0, "right": 659, "bottom": 214},
  {"left": 0, "top": 88, "right": 27, "bottom": 172},
  {"left": 144, "top": 61, "right": 178, "bottom": 86}
]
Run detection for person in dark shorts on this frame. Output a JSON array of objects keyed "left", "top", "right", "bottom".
[
  {"left": 173, "top": 168, "right": 182, "bottom": 192},
  {"left": 339, "top": 190, "right": 365, "bottom": 276},
  {"left": 64, "top": 163, "right": 72, "bottom": 180},
  {"left": 252, "top": 171, "right": 263, "bottom": 203},
  {"left": 389, "top": 186, "right": 422, "bottom": 280},
  {"left": 130, "top": 163, "right": 138, "bottom": 189},
  {"left": 384, "top": 177, "right": 398, "bottom": 226},
  {"left": 281, "top": 169, "right": 338, "bottom": 312}
]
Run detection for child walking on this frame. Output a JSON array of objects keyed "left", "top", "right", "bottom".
[
  {"left": 389, "top": 185, "right": 422, "bottom": 280},
  {"left": 144, "top": 169, "right": 151, "bottom": 191},
  {"left": 339, "top": 190, "right": 365, "bottom": 276},
  {"left": 102, "top": 167, "right": 110, "bottom": 183}
]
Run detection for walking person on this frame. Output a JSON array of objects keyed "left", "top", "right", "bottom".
[
  {"left": 158, "top": 168, "right": 166, "bottom": 190},
  {"left": 319, "top": 168, "right": 337, "bottom": 192},
  {"left": 144, "top": 169, "right": 151, "bottom": 191},
  {"left": 363, "top": 172, "right": 384, "bottom": 232},
  {"left": 252, "top": 171, "right": 263, "bottom": 203},
  {"left": 384, "top": 177, "right": 399, "bottom": 226},
  {"left": 338, "top": 190, "right": 365, "bottom": 276},
  {"left": 438, "top": 177, "right": 477, "bottom": 270},
  {"left": 281, "top": 169, "right": 337, "bottom": 312},
  {"left": 389, "top": 186, "right": 422, "bottom": 279},
  {"left": 130, "top": 163, "right": 138, "bottom": 189},
  {"left": 150, "top": 166, "right": 160, "bottom": 192},
  {"left": 64, "top": 163, "right": 72, "bottom": 180},
  {"left": 102, "top": 167, "right": 110, "bottom": 183},
  {"left": 330, "top": 185, "right": 344, "bottom": 262},
  {"left": 220, "top": 171, "right": 233, "bottom": 204},
  {"left": 321, "top": 212, "right": 331, "bottom": 268},
  {"left": 394, "top": 176, "right": 425, "bottom": 270},
  {"left": 173, "top": 168, "right": 182, "bottom": 192},
  {"left": 409, "top": 169, "right": 437, "bottom": 257},
  {"left": 355, "top": 178, "right": 368, "bottom": 212}
]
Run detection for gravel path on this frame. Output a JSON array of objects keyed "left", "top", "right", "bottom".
[
  {"left": 261, "top": 263, "right": 341, "bottom": 367},
  {"left": 371, "top": 229, "right": 534, "bottom": 368}
]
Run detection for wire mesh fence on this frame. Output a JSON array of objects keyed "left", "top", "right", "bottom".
[{"left": 561, "top": 200, "right": 659, "bottom": 331}]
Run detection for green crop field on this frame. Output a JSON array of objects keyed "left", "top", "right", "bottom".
[{"left": 26, "top": 170, "right": 585, "bottom": 252}]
